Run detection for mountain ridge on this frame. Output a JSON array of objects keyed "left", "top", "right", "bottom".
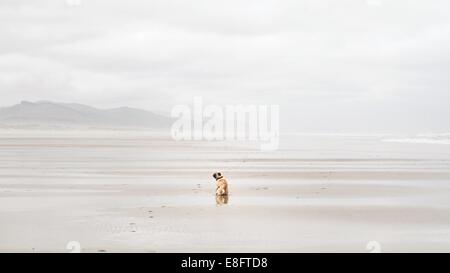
[{"left": 0, "top": 101, "right": 173, "bottom": 130}]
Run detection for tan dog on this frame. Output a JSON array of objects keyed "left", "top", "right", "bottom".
[
  {"left": 215, "top": 195, "right": 229, "bottom": 205},
  {"left": 212, "top": 172, "right": 229, "bottom": 196}
]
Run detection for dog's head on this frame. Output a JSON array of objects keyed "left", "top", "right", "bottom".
[{"left": 212, "top": 172, "right": 223, "bottom": 180}]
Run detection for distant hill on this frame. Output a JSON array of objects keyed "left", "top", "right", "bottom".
[{"left": 0, "top": 101, "right": 173, "bottom": 130}]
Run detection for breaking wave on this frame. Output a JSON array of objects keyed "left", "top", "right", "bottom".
[{"left": 382, "top": 133, "right": 450, "bottom": 145}]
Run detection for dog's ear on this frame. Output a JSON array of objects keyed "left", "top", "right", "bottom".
[
  {"left": 212, "top": 173, "right": 217, "bottom": 179},
  {"left": 218, "top": 172, "right": 222, "bottom": 177}
]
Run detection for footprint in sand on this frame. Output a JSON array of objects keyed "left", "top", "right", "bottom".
[
  {"left": 129, "top": 223, "right": 138, "bottom": 232},
  {"left": 148, "top": 210, "right": 154, "bottom": 218}
]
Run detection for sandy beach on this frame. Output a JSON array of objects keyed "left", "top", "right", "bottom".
[{"left": 1, "top": 130, "right": 450, "bottom": 252}]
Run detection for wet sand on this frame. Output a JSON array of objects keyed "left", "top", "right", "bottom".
[{"left": 1, "top": 130, "right": 450, "bottom": 252}]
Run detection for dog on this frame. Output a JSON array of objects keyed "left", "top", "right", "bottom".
[
  {"left": 212, "top": 172, "right": 229, "bottom": 196},
  {"left": 215, "top": 194, "right": 229, "bottom": 205}
]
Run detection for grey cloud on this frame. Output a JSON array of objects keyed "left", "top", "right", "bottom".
[{"left": 1, "top": 0, "right": 450, "bottom": 132}]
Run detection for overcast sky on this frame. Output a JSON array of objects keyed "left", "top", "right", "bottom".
[{"left": 1, "top": 0, "right": 450, "bottom": 133}]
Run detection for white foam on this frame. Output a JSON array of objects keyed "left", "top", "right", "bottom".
[{"left": 382, "top": 136, "right": 450, "bottom": 145}]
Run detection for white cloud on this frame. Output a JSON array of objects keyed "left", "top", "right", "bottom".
[{"left": 0, "top": 0, "right": 450, "bottom": 132}]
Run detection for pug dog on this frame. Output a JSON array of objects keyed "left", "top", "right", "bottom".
[
  {"left": 215, "top": 194, "right": 229, "bottom": 205},
  {"left": 212, "top": 172, "right": 229, "bottom": 196}
]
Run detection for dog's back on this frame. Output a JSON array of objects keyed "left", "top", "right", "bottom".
[
  {"left": 213, "top": 172, "right": 229, "bottom": 196},
  {"left": 216, "top": 177, "right": 228, "bottom": 196}
]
